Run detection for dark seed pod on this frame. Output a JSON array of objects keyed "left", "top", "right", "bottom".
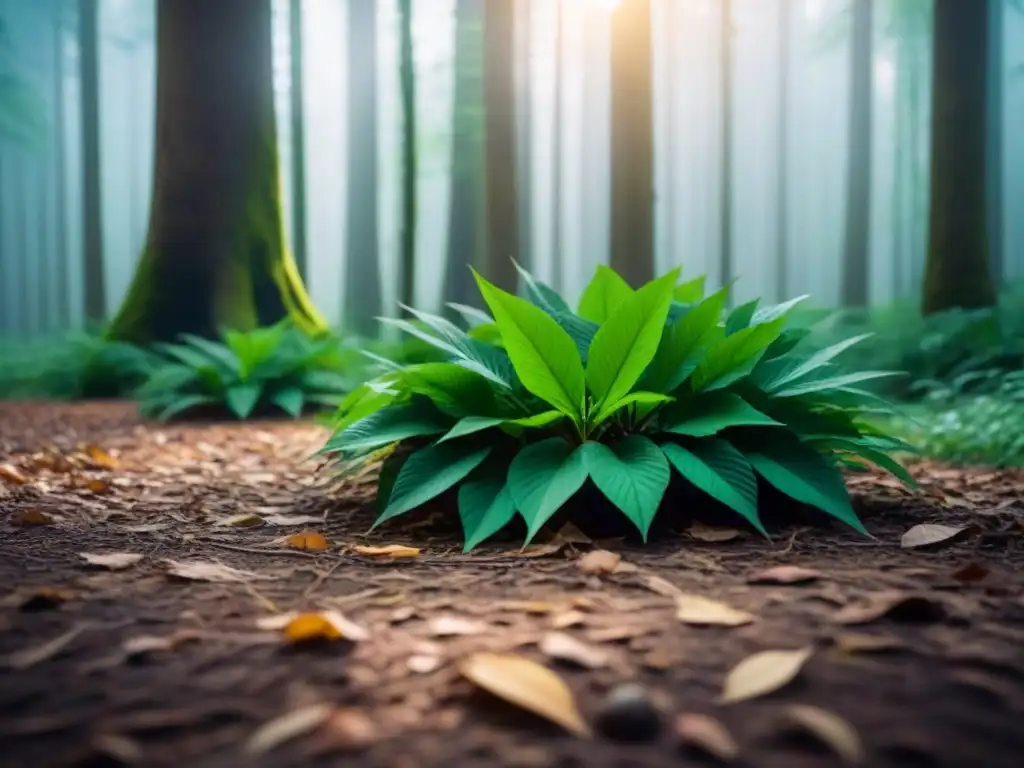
[{"left": 595, "top": 683, "right": 662, "bottom": 743}]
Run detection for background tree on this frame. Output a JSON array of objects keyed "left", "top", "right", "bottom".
[
  {"left": 397, "top": 0, "right": 417, "bottom": 310},
  {"left": 287, "top": 0, "right": 308, "bottom": 278},
  {"left": 550, "top": 0, "right": 563, "bottom": 290},
  {"left": 609, "top": 0, "right": 654, "bottom": 288},
  {"left": 921, "top": 0, "right": 996, "bottom": 315},
  {"left": 78, "top": 0, "right": 104, "bottom": 322},
  {"left": 775, "top": 0, "right": 791, "bottom": 300},
  {"left": 106, "top": 0, "right": 325, "bottom": 343},
  {"left": 344, "top": 0, "right": 382, "bottom": 335},
  {"left": 719, "top": 0, "right": 734, "bottom": 295}
]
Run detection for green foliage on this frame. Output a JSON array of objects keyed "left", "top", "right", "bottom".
[
  {"left": 137, "top": 322, "right": 358, "bottom": 421},
  {"left": 322, "top": 265, "right": 913, "bottom": 550}
]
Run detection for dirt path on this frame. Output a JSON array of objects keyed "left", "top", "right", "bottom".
[{"left": 1, "top": 402, "right": 1023, "bottom": 768}]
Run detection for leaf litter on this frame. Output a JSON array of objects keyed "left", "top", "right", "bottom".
[{"left": 718, "top": 647, "right": 814, "bottom": 704}]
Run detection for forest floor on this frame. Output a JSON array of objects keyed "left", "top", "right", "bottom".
[{"left": 1, "top": 402, "right": 1023, "bottom": 768}]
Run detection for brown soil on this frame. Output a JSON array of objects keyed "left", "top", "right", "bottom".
[{"left": 1, "top": 401, "right": 1023, "bottom": 768}]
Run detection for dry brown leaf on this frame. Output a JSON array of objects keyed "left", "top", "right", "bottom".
[
  {"left": 263, "top": 513, "right": 325, "bottom": 527},
  {"left": 832, "top": 593, "right": 946, "bottom": 625},
  {"left": 407, "top": 654, "right": 443, "bottom": 674},
  {"left": 0, "top": 463, "right": 30, "bottom": 485},
  {"left": 165, "top": 560, "right": 257, "bottom": 583},
  {"left": 900, "top": 523, "right": 974, "bottom": 549},
  {"left": 686, "top": 522, "right": 745, "bottom": 542},
  {"left": 84, "top": 445, "right": 118, "bottom": 469},
  {"left": 551, "top": 610, "right": 587, "bottom": 630},
  {"left": 80, "top": 552, "right": 144, "bottom": 570},
  {"left": 831, "top": 633, "right": 905, "bottom": 654},
  {"left": 718, "top": 647, "right": 814, "bottom": 704},
  {"left": 784, "top": 704, "right": 864, "bottom": 765},
  {"left": 645, "top": 574, "right": 684, "bottom": 597},
  {"left": 552, "top": 522, "right": 593, "bottom": 544},
  {"left": 287, "top": 531, "right": 330, "bottom": 552},
  {"left": 352, "top": 544, "right": 421, "bottom": 558},
  {"left": 518, "top": 542, "right": 569, "bottom": 558},
  {"left": 13, "top": 509, "right": 55, "bottom": 526},
  {"left": 460, "top": 652, "right": 591, "bottom": 737},
  {"left": 747, "top": 565, "right": 822, "bottom": 585},
  {"left": 426, "top": 615, "right": 488, "bottom": 637},
  {"left": 950, "top": 562, "right": 990, "bottom": 583},
  {"left": 280, "top": 611, "right": 370, "bottom": 643},
  {"left": 215, "top": 513, "right": 264, "bottom": 528},
  {"left": 5, "top": 624, "right": 86, "bottom": 670},
  {"left": 539, "top": 631, "right": 609, "bottom": 669},
  {"left": 675, "top": 594, "right": 755, "bottom": 627},
  {"left": 676, "top": 713, "right": 739, "bottom": 762},
  {"left": 576, "top": 549, "right": 621, "bottom": 574},
  {"left": 317, "top": 707, "right": 379, "bottom": 750},
  {"left": 244, "top": 703, "right": 334, "bottom": 755},
  {"left": 86, "top": 478, "right": 111, "bottom": 494}
]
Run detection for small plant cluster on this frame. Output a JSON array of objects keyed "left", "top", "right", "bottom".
[
  {"left": 136, "top": 321, "right": 360, "bottom": 420},
  {"left": 322, "top": 264, "right": 915, "bottom": 551}
]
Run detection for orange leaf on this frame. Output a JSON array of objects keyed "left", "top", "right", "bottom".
[
  {"left": 0, "top": 463, "right": 29, "bottom": 485},
  {"left": 284, "top": 613, "right": 343, "bottom": 642},
  {"left": 352, "top": 544, "right": 421, "bottom": 558},
  {"left": 85, "top": 445, "right": 118, "bottom": 469},
  {"left": 287, "top": 531, "right": 330, "bottom": 552},
  {"left": 13, "top": 510, "right": 54, "bottom": 526}
]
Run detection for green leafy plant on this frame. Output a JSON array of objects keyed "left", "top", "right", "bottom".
[
  {"left": 322, "top": 264, "right": 915, "bottom": 551},
  {"left": 136, "top": 322, "right": 359, "bottom": 420}
]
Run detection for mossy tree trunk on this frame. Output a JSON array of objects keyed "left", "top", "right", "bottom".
[
  {"left": 921, "top": 0, "right": 996, "bottom": 315},
  {"left": 106, "top": 0, "right": 325, "bottom": 344},
  {"left": 609, "top": 0, "right": 654, "bottom": 288}
]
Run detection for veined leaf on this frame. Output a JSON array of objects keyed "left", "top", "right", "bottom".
[
  {"left": 332, "top": 379, "right": 400, "bottom": 432},
  {"left": 751, "top": 295, "right": 810, "bottom": 325},
  {"left": 744, "top": 440, "right": 867, "bottom": 534},
  {"left": 511, "top": 410, "right": 566, "bottom": 429},
  {"left": 765, "top": 334, "right": 875, "bottom": 390},
  {"left": 179, "top": 334, "right": 242, "bottom": 376},
  {"left": 402, "top": 362, "right": 502, "bottom": 417},
  {"left": 761, "top": 327, "right": 812, "bottom": 361},
  {"left": 665, "top": 392, "right": 782, "bottom": 437},
  {"left": 577, "top": 264, "right": 635, "bottom": 324},
  {"left": 808, "top": 436, "right": 918, "bottom": 488},
  {"left": 644, "top": 288, "right": 727, "bottom": 393},
  {"left": 474, "top": 270, "right": 586, "bottom": 421},
  {"left": 594, "top": 391, "right": 674, "bottom": 426},
  {"left": 447, "top": 302, "right": 493, "bottom": 328},
  {"left": 582, "top": 436, "right": 670, "bottom": 541},
  {"left": 507, "top": 438, "right": 588, "bottom": 544},
  {"left": 323, "top": 400, "right": 450, "bottom": 455},
  {"left": 772, "top": 371, "right": 900, "bottom": 399},
  {"left": 661, "top": 440, "right": 765, "bottom": 535},
  {"left": 673, "top": 275, "right": 706, "bottom": 303},
  {"left": 226, "top": 382, "right": 262, "bottom": 418},
  {"left": 375, "top": 452, "right": 408, "bottom": 515},
  {"left": 514, "top": 260, "right": 572, "bottom": 314},
  {"left": 512, "top": 261, "right": 598, "bottom": 360},
  {"left": 726, "top": 300, "right": 760, "bottom": 334},
  {"left": 439, "top": 416, "right": 508, "bottom": 443},
  {"left": 377, "top": 442, "right": 492, "bottom": 526},
  {"left": 587, "top": 270, "right": 679, "bottom": 421},
  {"left": 272, "top": 386, "right": 305, "bottom": 417},
  {"left": 459, "top": 457, "right": 518, "bottom": 551},
  {"left": 690, "top": 317, "right": 787, "bottom": 393}
]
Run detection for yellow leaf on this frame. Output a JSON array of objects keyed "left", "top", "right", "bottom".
[
  {"left": 576, "top": 549, "right": 621, "bottom": 574},
  {"left": 287, "top": 531, "right": 330, "bottom": 552},
  {"left": 0, "top": 463, "right": 29, "bottom": 485},
  {"left": 675, "top": 594, "right": 755, "bottom": 627},
  {"left": 13, "top": 509, "right": 54, "bottom": 526},
  {"left": 352, "top": 544, "right": 421, "bottom": 558},
  {"left": 459, "top": 652, "right": 591, "bottom": 737},
  {"left": 718, "top": 647, "right": 814, "bottom": 704},
  {"left": 85, "top": 445, "right": 118, "bottom": 469},
  {"left": 86, "top": 478, "right": 111, "bottom": 494},
  {"left": 280, "top": 610, "right": 370, "bottom": 643},
  {"left": 80, "top": 552, "right": 144, "bottom": 570},
  {"left": 785, "top": 704, "right": 864, "bottom": 765}
]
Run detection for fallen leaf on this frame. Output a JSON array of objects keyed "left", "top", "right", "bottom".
[
  {"left": 675, "top": 594, "right": 755, "bottom": 627},
  {"left": 80, "top": 552, "right": 144, "bottom": 570},
  {"left": 215, "top": 513, "right": 264, "bottom": 528},
  {"left": 552, "top": 522, "right": 593, "bottom": 544},
  {"left": 281, "top": 611, "right": 370, "bottom": 643},
  {"left": 687, "top": 522, "right": 745, "bottom": 542},
  {"left": 13, "top": 509, "right": 54, "bottom": 526},
  {"left": 317, "top": 707, "right": 379, "bottom": 750},
  {"left": 539, "top": 631, "right": 609, "bottom": 669},
  {"left": 518, "top": 542, "right": 569, "bottom": 558},
  {"left": 576, "top": 549, "right": 621, "bottom": 574},
  {"left": 747, "top": 565, "right": 822, "bottom": 585},
  {"left": 832, "top": 593, "right": 946, "bottom": 625},
  {"left": 784, "top": 704, "right": 864, "bottom": 765},
  {"left": 5, "top": 624, "right": 86, "bottom": 669},
  {"left": 352, "top": 543, "right": 421, "bottom": 558},
  {"left": 407, "top": 654, "right": 443, "bottom": 674},
  {"left": 245, "top": 704, "right": 333, "bottom": 755},
  {"left": 0, "top": 463, "right": 29, "bottom": 484},
  {"left": 165, "top": 560, "right": 258, "bottom": 583},
  {"left": 263, "top": 513, "right": 325, "bottom": 527},
  {"left": 460, "top": 652, "right": 591, "bottom": 737},
  {"left": 84, "top": 445, "right": 118, "bottom": 469},
  {"left": 676, "top": 713, "right": 739, "bottom": 762},
  {"left": 122, "top": 630, "right": 201, "bottom": 658},
  {"left": 718, "top": 647, "right": 814, "bottom": 704},
  {"left": 645, "top": 574, "right": 684, "bottom": 597},
  {"left": 900, "top": 523, "right": 974, "bottom": 549},
  {"left": 551, "top": 610, "right": 587, "bottom": 630},
  {"left": 86, "top": 478, "right": 111, "bottom": 494},
  {"left": 951, "top": 562, "right": 989, "bottom": 583},
  {"left": 426, "top": 615, "right": 488, "bottom": 637},
  {"left": 831, "top": 633, "right": 906, "bottom": 654},
  {"left": 287, "top": 531, "right": 330, "bottom": 552}
]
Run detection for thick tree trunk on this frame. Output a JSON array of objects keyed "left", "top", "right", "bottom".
[
  {"left": 288, "top": 0, "right": 308, "bottom": 278},
  {"left": 550, "top": 0, "right": 563, "bottom": 290},
  {"left": 514, "top": 0, "right": 532, "bottom": 274},
  {"left": 107, "top": 0, "right": 325, "bottom": 344},
  {"left": 718, "top": 0, "right": 734, "bottom": 295},
  {"left": 609, "top": 0, "right": 654, "bottom": 288},
  {"left": 482, "top": 0, "right": 519, "bottom": 291},
  {"left": 986, "top": 0, "right": 1004, "bottom": 283},
  {"left": 921, "top": 0, "right": 996, "bottom": 315},
  {"left": 78, "top": 0, "right": 104, "bottom": 323},
  {"left": 344, "top": 0, "right": 382, "bottom": 335},
  {"left": 840, "top": 0, "right": 872, "bottom": 307},
  {"left": 774, "top": 0, "right": 789, "bottom": 301},
  {"left": 398, "top": 0, "right": 417, "bottom": 310}
]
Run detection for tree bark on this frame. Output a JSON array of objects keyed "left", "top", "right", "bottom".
[
  {"left": 482, "top": 0, "right": 519, "bottom": 291},
  {"left": 106, "top": 0, "right": 325, "bottom": 344},
  {"left": 550, "top": 0, "right": 563, "bottom": 290},
  {"left": 609, "top": 0, "right": 654, "bottom": 288},
  {"left": 840, "top": 0, "right": 872, "bottom": 307},
  {"left": 288, "top": 0, "right": 308, "bottom": 278},
  {"left": 344, "top": 0, "right": 382, "bottom": 335},
  {"left": 718, "top": 0, "right": 734, "bottom": 295},
  {"left": 986, "top": 0, "right": 1004, "bottom": 283},
  {"left": 921, "top": 0, "right": 996, "bottom": 315},
  {"left": 514, "top": 0, "right": 533, "bottom": 274},
  {"left": 78, "top": 0, "right": 105, "bottom": 323},
  {"left": 398, "top": 0, "right": 417, "bottom": 310},
  {"left": 774, "top": 0, "right": 790, "bottom": 301}
]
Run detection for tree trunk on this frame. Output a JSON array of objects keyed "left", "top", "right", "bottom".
[
  {"left": 840, "top": 0, "right": 872, "bottom": 307},
  {"left": 443, "top": 0, "right": 485, "bottom": 309},
  {"left": 774, "top": 0, "right": 789, "bottom": 301},
  {"left": 514, "top": 0, "right": 532, "bottom": 274},
  {"left": 344, "top": 0, "right": 382, "bottom": 335},
  {"left": 288, "top": 0, "right": 308, "bottom": 278},
  {"left": 398, "top": 0, "right": 417, "bottom": 310},
  {"left": 986, "top": 0, "right": 1004, "bottom": 283},
  {"left": 482, "top": 0, "right": 518, "bottom": 291},
  {"left": 609, "top": 0, "right": 654, "bottom": 288},
  {"left": 550, "top": 0, "right": 563, "bottom": 290},
  {"left": 718, "top": 0, "right": 734, "bottom": 296},
  {"left": 921, "top": 0, "right": 996, "bottom": 315},
  {"left": 106, "top": 0, "right": 325, "bottom": 344},
  {"left": 78, "top": 0, "right": 104, "bottom": 323}
]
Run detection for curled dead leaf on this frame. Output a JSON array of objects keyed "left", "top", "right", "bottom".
[
  {"left": 784, "top": 704, "right": 864, "bottom": 765},
  {"left": 576, "top": 549, "right": 621, "bottom": 574},
  {"left": 676, "top": 713, "right": 739, "bottom": 762},
  {"left": 460, "top": 652, "right": 591, "bottom": 737},
  {"left": 718, "top": 647, "right": 814, "bottom": 704},
  {"left": 0, "top": 463, "right": 29, "bottom": 485},
  {"left": 747, "top": 565, "right": 822, "bottom": 585},
  {"left": 539, "top": 631, "right": 609, "bottom": 669},
  {"left": 164, "top": 560, "right": 258, "bottom": 583},
  {"left": 675, "top": 594, "right": 755, "bottom": 627},
  {"left": 352, "top": 544, "right": 421, "bottom": 558},
  {"left": 13, "top": 509, "right": 55, "bottom": 526},
  {"left": 900, "top": 523, "right": 974, "bottom": 549},
  {"left": 551, "top": 610, "right": 587, "bottom": 630},
  {"left": 245, "top": 703, "right": 333, "bottom": 755},
  {"left": 287, "top": 531, "right": 330, "bottom": 552},
  {"left": 686, "top": 522, "right": 744, "bottom": 542},
  {"left": 80, "top": 552, "right": 144, "bottom": 571}
]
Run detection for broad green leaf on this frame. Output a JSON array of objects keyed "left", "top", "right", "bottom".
[
  {"left": 272, "top": 386, "right": 305, "bottom": 417},
  {"left": 402, "top": 362, "right": 501, "bottom": 417},
  {"left": 751, "top": 295, "right": 810, "bottom": 324},
  {"left": 507, "top": 438, "right": 589, "bottom": 544},
  {"left": 447, "top": 302, "right": 493, "bottom": 328},
  {"left": 644, "top": 288, "right": 727, "bottom": 393},
  {"left": 377, "top": 442, "right": 492, "bottom": 525},
  {"left": 226, "top": 382, "right": 262, "bottom": 418},
  {"left": 555, "top": 312, "right": 600, "bottom": 362},
  {"left": 690, "top": 317, "right": 787, "bottom": 392},
  {"left": 439, "top": 415, "right": 507, "bottom": 443},
  {"left": 726, "top": 300, "right": 760, "bottom": 334},
  {"left": 155, "top": 394, "right": 218, "bottom": 421},
  {"left": 582, "top": 436, "right": 669, "bottom": 541},
  {"left": 577, "top": 264, "right": 635, "bottom": 324},
  {"left": 664, "top": 392, "right": 782, "bottom": 437},
  {"left": 587, "top": 270, "right": 679, "bottom": 421},
  {"left": 332, "top": 379, "right": 400, "bottom": 432},
  {"left": 762, "top": 327, "right": 812, "bottom": 361},
  {"left": 512, "top": 261, "right": 598, "bottom": 360},
  {"left": 323, "top": 400, "right": 450, "bottom": 455},
  {"left": 661, "top": 440, "right": 765, "bottom": 534},
  {"left": 155, "top": 342, "right": 222, "bottom": 373},
  {"left": 744, "top": 440, "right": 867, "bottom": 534},
  {"left": 673, "top": 275, "right": 706, "bottom": 303},
  {"left": 375, "top": 452, "right": 408, "bottom": 515},
  {"left": 765, "top": 334, "right": 875, "bottom": 391},
  {"left": 514, "top": 260, "right": 572, "bottom": 314},
  {"left": 808, "top": 436, "right": 918, "bottom": 488},
  {"left": 474, "top": 270, "right": 586, "bottom": 420},
  {"left": 511, "top": 410, "right": 566, "bottom": 428},
  {"left": 468, "top": 322, "right": 504, "bottom": 346},
  {"left": 459, "top": 458, "right": 518, "bottom": 551},
  {"left": 179, "top": 335, "right": 242, "bottom": 376},
  {"left": 772, "top": 370, "right": 900, "bottom": 398},
  {"left": 594, "top": 391, "right": 674, "bottom": 426}
]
